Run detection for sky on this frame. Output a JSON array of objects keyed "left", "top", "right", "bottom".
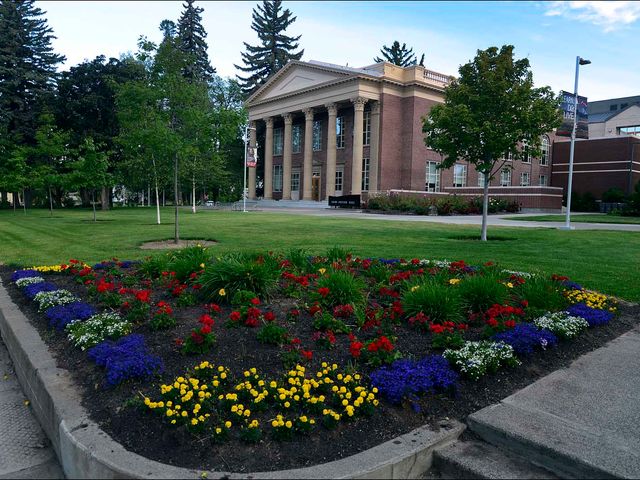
[{"left": 42, "top": 0, "right": 640, "bottom": 102}]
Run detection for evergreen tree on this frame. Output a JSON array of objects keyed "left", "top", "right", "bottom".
[
  {"left": 160, "top": 19, "right": 177, "bottom": 40},
  {"left": 374, "top": 41, "right": 424, "bottom": 67},
  {"left": 0, "top": 0, "right": 65, "bottom": 143},
  {"left": 235, "top": 0, "right": 304, "bottom": 95},
  {"left": 177, "top": 0, "right": 215, "bottom": 82}
]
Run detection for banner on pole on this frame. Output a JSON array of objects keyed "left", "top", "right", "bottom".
[
  {"left": 557, "top": 90, "right": 589, "bottom": 139},
  {"left": 246, "top": 147, "right": 257, "bottom": 168}
]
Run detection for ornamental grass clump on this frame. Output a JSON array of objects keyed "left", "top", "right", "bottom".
[
  {"left": 492, "top": 323, "right": 557, "bottom": 356},
  {"left": 45, "top": 302, "right": 96, "bottom": 331},
  {"left": 165, "top": 245, "right": 211, "bottom": 281},
  {"left": 370, "top": 355, "right": 458, "bottom": 405},
  {"left": 15, "top": 276, "right": 45, "bottom": 287},
  {"left": 457, "top": 272, "right": 510, "bottom": 313},
  {"left": 443, "top": 341, "right": 520, "bottom": 380},
  {"left": 66, "top": 312, "right": 132, "bottom": 350},
  {"left": 314, "top": 270, "right": 365, "bottom": 308},
  {"left": 514, "top": 276, "right": 568, "bottom": 319},
  {"left": 34, "top": 289, "right": 78, "bottom": 312},
  {"left": 199, "top": 252, "right": 280, "bottom": 301},
  {"left": 401, "top": 280, "right": 463, "bottom": 324},
  {"left": 88, "top": 334, "right": 163, "bottom": 387},
  {"left": 533, "top": 312, "right": 589, "bottom": 340}
]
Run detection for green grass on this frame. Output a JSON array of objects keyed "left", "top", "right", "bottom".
[
  {"left": 1, "top": 207, "right": 639, "bottom": 301},
  {"left": 504, "top": 214, "right": 640, "bottom": 224}
]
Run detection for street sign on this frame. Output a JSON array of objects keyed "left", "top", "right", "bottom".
[
  {"left": 557, "top": 91, "right": 589, "bottom": 139},
  {"left": 246, "top": 147, "right": 257, "bottom": 167}
]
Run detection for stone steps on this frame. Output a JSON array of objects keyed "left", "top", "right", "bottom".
[{"left": 432, "top": 436, "right": 558, "bottom": 479}]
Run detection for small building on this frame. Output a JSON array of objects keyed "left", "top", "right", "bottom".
[{"left": 244, "top": 60, "right": 561, "bottom": 210}]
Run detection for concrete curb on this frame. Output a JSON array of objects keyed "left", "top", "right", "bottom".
[{"left": 0, "top": 277, "right": 465, "bottom": 479}]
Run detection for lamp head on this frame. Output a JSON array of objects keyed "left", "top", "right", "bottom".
[{"left": 579, "top": 58, "right": 591, "bottom": 66}]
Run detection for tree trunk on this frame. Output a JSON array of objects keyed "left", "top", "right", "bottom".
[
  {"left": 151, "top": 154, "right": 161, "bottom": 225},
  {"left": 174, "top": 154, "right": 179, "bottom": 244},
  {"left": 13, "top": 192, "right": 17, "bottom": 214},
  {"left": 481, "top": 172, "right": 489, "bottom": 241},
  {"left": 191, "top": 175, "right": 196, "bottom": 214},
  {"left": 22, "top": 189, "right": 26, "bottom": 215},
  {"left": 48, "top": 186, "right": 53, "bottom": 217},
  {"left": 162, "top": 189, "right": 165, "bottom": 207},
  {"left": 101, "top": 186, "right": 110, "bottom": 210},
  {"left": 92, "top": 190, "right": 97, "bottom": 222}
]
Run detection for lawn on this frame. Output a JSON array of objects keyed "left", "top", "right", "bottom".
[
  {"left": 504, "top": 214, "right": 640, "bottom": 225},
  {"left": 1, "top": 207, "right": 639, "bottom": 301}
]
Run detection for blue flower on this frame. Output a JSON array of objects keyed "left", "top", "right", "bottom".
[
  {"left": 492, "top": 323, "right": 557, "bottom": 356},
  {"left": 370, "top": 355, "right": 458, "bottom": 405},
  {"left": 88, "top": 334, "right": 163, "bottom": 387},
  {"left": 11, "top": 269, "right": 40, "bottom": 282},
  {"left": 566, "top": 303, "right": 613, "bottom": 326},
  {"left": 45, "top": 302, "right": 97, "bottom": 331},
  {"left": 562, "top": 280, "right": 583, "bottom": 291},
  {"left": 23, "top": 282, "right": 58, "bottom": 300}
]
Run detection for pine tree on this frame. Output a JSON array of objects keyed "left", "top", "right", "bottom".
[
  {"left": 0, "top": 0, "right": 65, "bottom": 143},
  {"left": 176, "top": 0, "right": 215, "bottom": 83},
  {"left": 374, "top": 41, "right": 423, "bottom": 67},
  {"left": 235, "top": 0, "right": 304, "bottom": 95}
]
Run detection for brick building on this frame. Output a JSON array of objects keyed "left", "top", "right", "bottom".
[{"left": 245, "top": 60, "right": 561, "bottom": 209}]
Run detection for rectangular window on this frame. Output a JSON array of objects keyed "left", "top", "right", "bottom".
[
  {"left": 453, "top": 164, "right": 467, "bottom": 187},
  {"left": 619, "top": 125, "right": 640, "bottom": 135},
  {"left": 273, "top": 165, "right": 283, "bottom": 192},
  {"left": 477, "top": 169, "right": 487, "bottom": 187},
  {"left": 292, "top": 125, "right": 302, "bottom": 154},
  {"left": 363, "top": 110, "right": 371, "bottom": 146},
  {"left": 336, "top": 116, "right": 345, "bottom": 149},
  {"left": 503, "top": 151, "right": 513, "bottom": 162},
  {"left": 539, "top": 174, "right": 547, "bottom": 186},
  {"left": 335, "top": 170, "right": 343, "bottom": 192},
  {"left": 362, "top": 157, "right": 370, "bottom": 191},
  {"left": 540, "top": 135, "right": 550, "bottom": 165},
  {"left": 312, "top": 120, "right": 322, "bottom": 151},
  {"left": 500, "top": 168, "right": 512, "bottom": 186},
  {"left": 520, "top": 172, "right": 530, "bottom": 186},
  {"left": 426, "top": 161, "right": 440, "bottom": 192},
  {"left": 610, "top": 104, "right": 618, "bottom": 111},
  {"left": 291, "top": 172, "right": 300, "bottom": 191},
  {"left": 273, "top": 128, "right": 283, "bottom": 156},
  {"left": 522, "top": 143, "right": 531, "bottom": 163}
]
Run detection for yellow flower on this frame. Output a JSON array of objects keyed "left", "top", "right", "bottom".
[
  {"left": 449, "top": 278, "right": 461, "bottom": 285},
  {"left": 285, "top": 421, "right": 292, "bottom": 429},
  {"left": 218, "top": 288, "right": 226, "bottom": 297},
  {"left": 199, "top": 263, "right": 205, "bottom": 268},
  {"left": 271, "top": 420, "right": 279, "bottom": 428},
  {"left": 225, "top": 421, "right": 232, "bottom": 429},
  {"left": 318, "top": 268, "right": 326, "bottom": 275}
]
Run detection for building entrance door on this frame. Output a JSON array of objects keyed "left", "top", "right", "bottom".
[
  {"left": 291, "top": 170, "right": 300, "bottom": 201},
  {"left": 312, "top": 173, "right": 320, "bottom": 201}
]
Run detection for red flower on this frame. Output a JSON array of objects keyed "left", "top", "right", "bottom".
[
  {"left": 350, "top": 341, "right": 364, "bottom": 358},
  {"left": 521, "top": 300, "right": 529, "bottom": 308},
  {"left": 174, "top": 338, "right": 184, "bottom": 347},
  {"left": 429, "top": 323, "right": 445, "bottom": 335},
  {"left": 291, "top": 337, "right": 301, "bottom": 345},
  {"left": 135, "top": 290, "right": 151, "bottom": 303},
  {"left": 308, "top": 303, "right": 322, "bottom": 316},
  {"left": 84, "top": 280, "right": 92, "bottom": 285},
  {"left": 317, "top": 287, "right": 330, "bottom": 298},
  {"left": 229, "top": 311, "right": 241, "bottom": 322},
  {"left": 200, "top": 324, "right": 212, "bottom": 335},
  {"left": 199, "top": 314, "right": 214, "bottom": 326},
  {"left": 250, "top": 297, "right": 260, "bottom": 305},
  {"left": 69, "top": 259, "right": 79, "bottom": 264},
  {"left": 487, "top": 318, "right": 499, "bottom": 328},
  {"left": 504, "top": 319, "right": 516, "bottom": 328},
  {"left": 244, "top": 317, "right": 259, "bottom": 328},
  {"left": 457, "top": 323, "right": 469, "bottom": 331},
  {"left": 247, "top": 307, "right": 261, "bottom": 318},
  {"left": 301, "top": 349, "right": 313, "bottom": 361},
  {"left": 263, "top": 311, "right": 276, "bottom": 322},
  {"left": 207, "top": 303, "right": 221, "bottom": 313},
  {"left": 191, "top": 331, "right": 204, "bottom": 344}
]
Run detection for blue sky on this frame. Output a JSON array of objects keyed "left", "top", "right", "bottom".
[{"left": 43, "top": 1, "right": 640, "bottom": 101}]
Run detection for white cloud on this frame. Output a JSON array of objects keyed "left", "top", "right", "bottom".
[{"left": 543, "top": 1, "right": 640, "bottom": 32}]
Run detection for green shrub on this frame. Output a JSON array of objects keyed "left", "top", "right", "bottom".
[
  {"left": 457, "top": 273, "right": 510, "bottom": 313},
  {"left": 166, "top": 245, "right": 211, "bottom": 281},
  {"left": 138, "top": 254, "right": 170, "bottom": 279},
  {"left": 602, "top": 187, "right": 626, "bottom": 203},
  {"left": 287, "top": 248, "right": 313, "bottom": 273},
  {"left": 514, "top": 275, "right": 569, "bottom": 319},
  {"left": 256, "top": 323, "right": 289, "bottom": 345},
  {"left": 401, "top": 280, "right": 463, "bottom": 324},
  {"left": 325, "top": 246, "right": 353, "bottom": 262},
  {"left": 315, "top": 270, "right": 365, "bottom": 307},
  {"left": 199, "top": 252, "right": 280, "bottom": 301}
]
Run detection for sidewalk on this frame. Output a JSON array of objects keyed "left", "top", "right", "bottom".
[{"left": 0, "top": 336, "right": 63, "bottom": 479}]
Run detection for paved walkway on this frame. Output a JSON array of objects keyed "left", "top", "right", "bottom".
[
  {"left": 246, "top": 202, "right": 640, "bottom": 232},
  {"left": 0, "top": 336, "right": 64, "bottom": 479}
]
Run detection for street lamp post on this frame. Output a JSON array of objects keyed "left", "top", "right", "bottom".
[
  {"left": 561, "top": 56, "right": 591, "bottom": 230},
  {"left": 242, "top": 124, "right": 257, "bottom": 213}
]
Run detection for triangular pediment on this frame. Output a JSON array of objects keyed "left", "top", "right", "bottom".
[{"left": 247, "top": 62, "right": 352, "bottom": 104}]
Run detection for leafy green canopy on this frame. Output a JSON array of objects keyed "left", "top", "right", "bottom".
[{"left": 235, "top": 0, "right": 304, "bottom": 95}]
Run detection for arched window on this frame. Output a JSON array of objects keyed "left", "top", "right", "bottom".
[{"left": 540, "top": 135, "right": 551, "bottom": 165}]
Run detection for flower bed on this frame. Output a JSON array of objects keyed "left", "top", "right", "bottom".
[{"left": 1, "top": 248, "right": 635, "bottom": 473}]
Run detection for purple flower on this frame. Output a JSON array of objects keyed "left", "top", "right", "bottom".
[
  {"left": 370, "top": 355, "right": 458, "bottom": 404},
  {"left": 11, "top": 269, "right": 40, "bottom": 282},
  {"left": 562, "top": 280, "right": 583, "bottom": 291},
  {"left": 88, "top": 335, "right": 163, "bottom": 387},
  {"left": 23, "top": 282, "right": 58, "bottom": 300},
  {"left": 566, "top": 303, "right": 613, "bottom": 326},
  {"left": 492, "top": 323, "right": 557, "bottom": 356},
  {"left": 45, "top": 302, "right": 97, "bottom": 331}
]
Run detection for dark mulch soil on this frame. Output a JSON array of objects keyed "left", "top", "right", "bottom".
[{"left": 1, "top": 265, "right": 638, "bottom": 473}]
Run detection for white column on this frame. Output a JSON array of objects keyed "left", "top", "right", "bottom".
[
  {"left": 282, "top": 113, "right": 293, "bottom": 200},
  {"left": 369, "top": 101, "right": 381, "bottom": 193},
  {"left": 350, "top": 96, "right": 367, "bottom": 195},
  {"left": 264, "top": 117, "right": 273, "bottom": 199},
  {"left": 302, "top": 108, "right": 314, "bottom": 200},
  {"left": 248, "top": 121, "right": 257, "bottom": 199},
  {"left": 325, "top": 103, "right": 338, "bottom": 199}
]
